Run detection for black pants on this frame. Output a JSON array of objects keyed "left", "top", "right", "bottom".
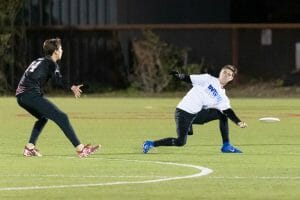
[
  {"left": 153, "top": 108, "right": 229, "bottom": 147},
  {"left": 153, "top": 108, "right": 196, "bottom": 147},
  {"left": 192, "top": 108, "right": 229, "bottom": 144},
  {"left": 17, "top": 93, "right": 81, "bottom": 147}
]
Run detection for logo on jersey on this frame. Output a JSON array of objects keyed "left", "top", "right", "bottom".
[{"left": 205, "top": 84, "right": 222, "bottom": 102}]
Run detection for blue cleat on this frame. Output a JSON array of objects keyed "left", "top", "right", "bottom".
[
  {"left": 143, "top": 140, "right": 154, "bottom": 154},
  {"left": 221, "top": 143, "right": 242, "bottom": 153}
]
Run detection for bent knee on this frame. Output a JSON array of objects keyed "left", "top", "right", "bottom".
[
  {"left": 41, "top": 117, "right": 48, "bottom": 122},
  {"left": 176, "top": 139, "right": 187, "bottom": 146},
  {"left": 57, "top": 111, "right": 69, "bottom": 121}
]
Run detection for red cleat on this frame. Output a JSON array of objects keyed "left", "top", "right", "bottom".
[
  {"left": 77, "top": 144, "right": 100, "bottom": 158},
  {"left": 23, "top": 146, "right": 42, "bottom": 157}
]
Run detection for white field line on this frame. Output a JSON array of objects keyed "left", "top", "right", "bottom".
[
  {"left": 0, "top": 174, "right": 169, "bottom": 178},
  {"left": 1, "top": 175, "right": 298, "bottom": 180},
  {"left": 0, "top": 158, "right": 213, "bottom": 191},
  {"left": 210, "top": 176, "right": 300, "bottom": 180}
]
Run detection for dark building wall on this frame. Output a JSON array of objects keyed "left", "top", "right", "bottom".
[
  {"left": 118, "top": 28, "right": 300, "bottom": 80},
  {"left": 116, "top": 0, "right": 300, "bottom": 79},
  {"left": 24, "top": 0, "right": 118, "bottom": 26},
  {"left": 239, "top": 29, "right": 299, "bottom": 79},
  {"left": 20, "top": 0, "right": 300, "bottom": 90},
  {"left": 230, "top": 0, "right": 300, "bottom": 23},
  {"left": 116, "top": 0, "right": 233, "bottom": 75},
  {"left": 23, "top": 0, "right": 126, "bottom": 89},
  {"left": 117, "top": 0, "right": 231, "bottom": 24}
]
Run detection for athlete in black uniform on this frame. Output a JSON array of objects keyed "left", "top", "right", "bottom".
[{"left": 16, "top": 38, "right": 100, "bottom": 158}]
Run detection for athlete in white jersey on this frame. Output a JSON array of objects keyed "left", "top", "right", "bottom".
[
  {"left": 143, "top": 65, "right": 247, "bottom": 153},
  {"left": 177, "top": 73, "right": 231, "bottom": 113}
]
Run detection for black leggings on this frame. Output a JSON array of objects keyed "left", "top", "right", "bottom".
[
  {"left": 192, "top": 108, "right": 229, "bottom": 144},
  {"left": 153, "top": 108, "right": 229, "bottom": 147},
  {"left": 17, "top": 93, "right": 81, "bottom": 147},
  {"left": 153, "top": 108, "right": 196, "bottom": 147}
]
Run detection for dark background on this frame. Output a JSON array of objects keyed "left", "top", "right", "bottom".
[{"left": 16, "top": 0, "right": 300, "bottom": 90}]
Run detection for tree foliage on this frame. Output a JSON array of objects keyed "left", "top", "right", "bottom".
[
  {"left": 131, "top": 30, "right": 187, "bottom": 93},
  {"left": 0, "top": 0, "right": 24, "bottom": 93}
]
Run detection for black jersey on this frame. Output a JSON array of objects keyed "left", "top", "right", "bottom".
[{"left": 16, "top": 56, "right": 65, "bottom": 96}]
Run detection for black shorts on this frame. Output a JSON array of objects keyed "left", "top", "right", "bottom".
[{"left": 193, "top": 108, "right": 222, "bottom": 125}]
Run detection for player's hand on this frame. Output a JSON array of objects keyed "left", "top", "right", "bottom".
[
  {"left": 71, "top": 84, "right": 83, "bottom": 98},
  {"left": 238, "top": 121, "right": 247, "bottom": 128},
  {"left": 169, "top": 70, "right": 179, "bottom": 77},
  {"left": 169, "top": 70, "right": 186, "bottom": 80}
]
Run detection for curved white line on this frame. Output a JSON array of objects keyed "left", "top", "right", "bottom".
[{"left": 0, "top": 158, "right": 213, "bottom": 191}]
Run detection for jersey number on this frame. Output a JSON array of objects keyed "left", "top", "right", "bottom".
[{"left": 27, "top": 60, "right": 42, "bottom": 72}]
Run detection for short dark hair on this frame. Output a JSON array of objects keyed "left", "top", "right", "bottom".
[
  {"left": 222, "top": 65, "right": 237, "bottom": 76},
  {"left": 43, "top": 38, "right": 61, "bottom": 56}
]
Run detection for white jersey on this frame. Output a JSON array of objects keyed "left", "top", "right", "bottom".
[{"left": 176, "top": 74, "right": 231, "bottom": 114}]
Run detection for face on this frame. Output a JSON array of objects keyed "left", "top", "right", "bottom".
[
  {"left": 54, "top": 46, "right": 63, "bottom": 60},
  {"left": 218, "top": 68, "right": 234, "bottom": 86}
]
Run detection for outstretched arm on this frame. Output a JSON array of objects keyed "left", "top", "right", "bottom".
[
  {"left": 169, "top": 70, "right": 192, "bottom": 83},
  {"left": 223, "top": 108, "right": 247, "bottom": 128}
]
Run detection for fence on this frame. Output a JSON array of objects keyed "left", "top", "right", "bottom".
[
  {"left": 13, "top": 1, "right": 300, "bottom": 89},
  {"left": 22, "top": 24, "right": 300, "bottom": 89}
]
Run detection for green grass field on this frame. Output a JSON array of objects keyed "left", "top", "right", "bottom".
[{"left": 0, "top": 97, "right": 299, "bottom": 199}]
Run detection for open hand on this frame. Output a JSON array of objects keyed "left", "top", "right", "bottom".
[
  {"left": 71, "top": 84, "right": 83, "bottom": 98},
  {"left": 238, "top": 121, "right": 247, "bottom": 128}
]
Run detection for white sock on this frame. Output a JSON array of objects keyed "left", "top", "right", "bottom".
[
  {"left": 26, "top": 143, "right": 35, "bottom": 149},
  {"left": 76, "top": 144, "right": 84, "bottom": 151}
]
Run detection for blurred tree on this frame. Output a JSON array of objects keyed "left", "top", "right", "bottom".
[
  {"left": 0, "top": 0, "right": 24, "bottom": 93},
  {"left": 131, "top": 30, "right": 187, "bottom": 93}
]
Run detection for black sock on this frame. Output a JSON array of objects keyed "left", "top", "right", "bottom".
[
  {"left": 219, "top": 115, "right": 229, "bottom": 144},
  {"left": 153, "top": 138, "right": 178, "bottom": 147}
]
